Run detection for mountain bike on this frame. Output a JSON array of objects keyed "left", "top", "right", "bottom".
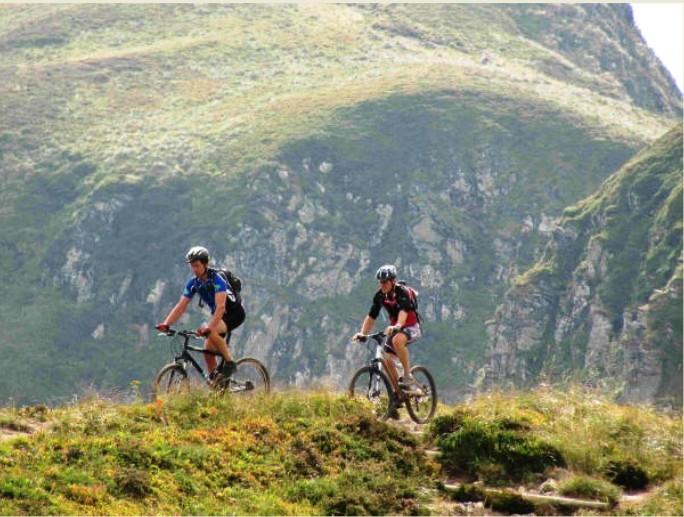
[
  {"left": 348, "top": 332, "right": 437, "bottom": 423},
  {"left": 154, "top": 327, "right": 270, "bottom": 399}
]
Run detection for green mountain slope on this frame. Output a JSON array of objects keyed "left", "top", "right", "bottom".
[
  {"left": 0, "top": 4, "right": 680, "bottom": 404},
  {"left": 498, "top": 4, "right": 681, "bottom": 117},
  {"left": 483, "top": 125, "right": 683, "bottom": 405}
]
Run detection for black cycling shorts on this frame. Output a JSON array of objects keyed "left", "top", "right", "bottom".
[{"left": 220, "top": 303, "right": 245, "bottom": 340}]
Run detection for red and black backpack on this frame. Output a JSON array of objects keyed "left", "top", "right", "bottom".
[{"left": 397, "top": 280, "right": 422, "bottom": 325}]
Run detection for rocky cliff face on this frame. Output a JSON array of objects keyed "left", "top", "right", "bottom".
[
  {"left": 483, "top": 126, "right": 683, "bottom": 406},
  {"left": 215, "top": 92, "right": 641, "bottom": 395},
  {"left": 0, "top": 4, "right": 680, "bottom": 404}
]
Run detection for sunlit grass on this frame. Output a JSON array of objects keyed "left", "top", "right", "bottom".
[{"left": 0, "top": 391, "right": 433, "bottom": 515}]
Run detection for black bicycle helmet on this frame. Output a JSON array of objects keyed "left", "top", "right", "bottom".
[
  {"left": 376, "top": 264, "right": 397, "bottom": 281},
  {"left": 185, "top": 246, "right": 210, "bottom": 264}
]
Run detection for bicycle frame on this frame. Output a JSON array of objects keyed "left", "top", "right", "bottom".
[
  {"left": 363, "top": 333, "right": 402, "bottom": 397},
  {"left": 162, "top": 329, "right": 223, "bottom": 384},
  {"left": 353, "top": 332, "right": 435, "bottom": 423}
]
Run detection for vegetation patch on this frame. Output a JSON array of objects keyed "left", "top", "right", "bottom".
[
  {"left": 428, "top": 386, "right": 682, "bottom": 514},
  {"left": 604, "top": 458, "right": 649, "bottom": 490},
  {"left": 0, "top": 392, "right": 433, "bottom": 515},
  {"left": 558, "top": 474, "right": 622, "bottom": 506},
  {"left": 433, "top": 411, "right": 564, "bottom": 483}
]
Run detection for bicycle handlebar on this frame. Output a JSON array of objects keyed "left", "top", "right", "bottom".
[
  {"left": 157, "top": 327, "right": 203, "bottom": 340},
  {"left": 354, "top": 332, "right": 386, "bottom": 343}
]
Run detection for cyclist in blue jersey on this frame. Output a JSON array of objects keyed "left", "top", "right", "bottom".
[{"left": 156, "top": 246, "right": 245, "bottom": 381}]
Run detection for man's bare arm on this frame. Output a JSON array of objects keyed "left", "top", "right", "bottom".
[
  {"left": 358, "top": 315, "right": 375, "bottom": 336},
  {"left": 396, "top": 310, "right": 408, "bottom": 328},
  {"left": 163, "top": 296, "right": 191, "bottom": 326},
  {"left": 208, "top": 292, "right": 227, "bottom": 332}
]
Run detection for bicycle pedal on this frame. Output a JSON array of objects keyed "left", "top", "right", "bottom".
[
  {"left": 388, "top": 408, "right": 401, "bottom": 420},
  {"left": 401, "top": 386, "right": 425, "bottom": 396},
  {"left": 209, "top": 373, "right": 227, "bottom": 389}
]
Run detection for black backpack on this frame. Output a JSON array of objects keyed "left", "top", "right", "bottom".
[{"left": 203, "top": 267, "right": 242, "bottom": 306}]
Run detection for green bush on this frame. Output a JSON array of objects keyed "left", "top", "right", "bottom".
[
  {"left": 437, "top": 417, "right": 565, "bottom": 482},
  {"left": 558, "top": 474, "right": 621, "bottom": 506},
  {"left": 442, "top": 386, "right": 682, "bottom": 484},
  {"left": 446, "top": 483, "right": 486, "bottom": 502},
  {"left": 604, "top": 458, "right": 649, "bottom": 490},
  {"left": 0, "top": 476, "right": 46, "bottom": 500},
  {"left": 318, "top": 470, "right": 422, "bottom": 516},
  {"left": 485, "top": 490, "right": 536, "bottom": 514},
  {"left": 113, "top": 467, "right": 152, "bottom": 499},
  {"left": 427, "top": 413, "right": 464, "bottom": 438}
]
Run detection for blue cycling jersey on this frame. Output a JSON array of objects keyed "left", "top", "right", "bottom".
[{"left": 182, "top": 270, "right": 234, "bottom": 314}]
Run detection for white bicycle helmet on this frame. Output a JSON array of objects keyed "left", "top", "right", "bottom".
[
  {"left": 185, "top": 246, "right": 210, "bottom": 264},
  {"left": 376, "top": 264, "right": 397, "bottom": 281}
]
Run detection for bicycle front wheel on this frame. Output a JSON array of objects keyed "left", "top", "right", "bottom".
[
  {"left": 405, "top": 365, "right": 437, "bottom": 424},
  {"left": 153, "top": 363, "right": 189, "bottom": 400},
  {"left": 223, "top": 357, "right": 270, "bottom": 396},
  {"left": 348, "top": 366, "right": 396, "bottom": 420}
]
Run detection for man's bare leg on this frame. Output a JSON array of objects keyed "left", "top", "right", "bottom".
[
  {"left": 391, "top": 332, "right": 411, "bottom": 376},
  {"left": 203, "top": 320, "right": 232, "bottom": 372},
  {"left": 383, "top": 353, "right": 400, "bottom": 387},
  {"left": 381, "top": 350, "right": 403, "bottom": 417}
]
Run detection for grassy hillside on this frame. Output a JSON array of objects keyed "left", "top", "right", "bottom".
[
  {"left": 428, "top": 386, "right": 682, "bottom": 515},
  {"left": 1, "top": 4, "right": 676, "bottom": 171},
  {"left": 0, "top": 392, "right": 433, "bottom": 515},
  {"left": 0, "top": 4, "right": 680, "bottom": 404},
  {"left": 0, "top": 389, "right": 679, "bottom": 515}
]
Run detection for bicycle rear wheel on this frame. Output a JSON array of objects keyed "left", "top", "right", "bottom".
[
  {"left": 153, "top": 363, "right": 189, "bottom": 400},
  {"left": 348, "top": 366, "right": 396, "bottom": 420},
  {"left": 223, "top": 357, "right": 270, "bottom": 396},
  {"left": 405, "top": 365, "right": 437, "bottom": 424}
]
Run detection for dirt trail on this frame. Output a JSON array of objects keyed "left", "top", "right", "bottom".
[{"left": 0, "top": 418, "right": 51, "bottom": 442}]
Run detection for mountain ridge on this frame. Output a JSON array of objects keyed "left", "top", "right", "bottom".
[{"left": 0, "top": 4, "right": 680, "bottom": 404}]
